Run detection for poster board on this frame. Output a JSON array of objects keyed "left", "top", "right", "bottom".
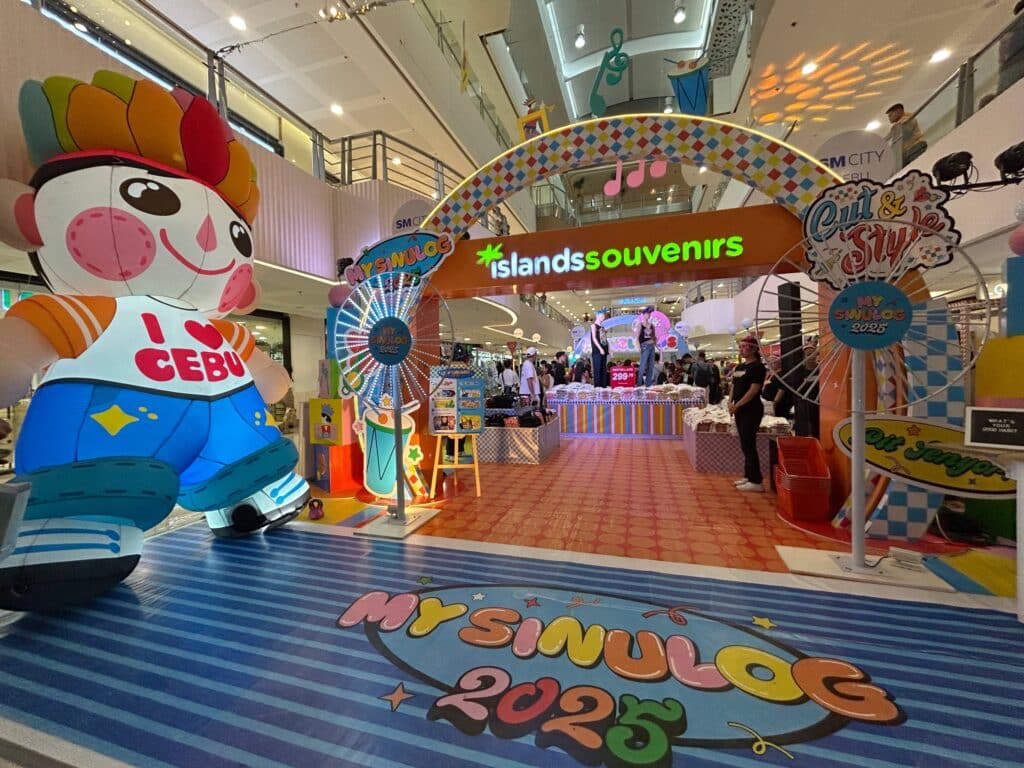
[
  {"left": 309, "top": 398, "right": 346, "bottom": 445},
  {"left": 965, "top": 407, "right": 1024, "bottom": 452},
  {"left": 429, "top": 369, "right": 484, "bottom": 435}
]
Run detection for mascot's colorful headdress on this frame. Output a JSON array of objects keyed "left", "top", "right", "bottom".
[{"left": 18, "top": 70, "right": 260, "bottom": 224}]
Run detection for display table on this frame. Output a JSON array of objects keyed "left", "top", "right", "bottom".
[
  {"left": 550, "top": 397, "right": 705, "bottom": 438},
  {"left": 682, "top": 422, "right": 776, "bottom": 475},
  {"left": 477, "top": 419, "right": 560, "bottom": 464}
]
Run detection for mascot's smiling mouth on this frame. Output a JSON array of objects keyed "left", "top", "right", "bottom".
[{"left": 160, "top": 229, "right": 236, "bottom": 276}]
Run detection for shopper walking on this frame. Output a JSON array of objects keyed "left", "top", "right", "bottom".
[
  {"left": 729, "top": 336, "right": 767, "bottom": 492},
  {"left": 591, "top": 311, "right": 610, "bottom": 388},
  {"left": 636, "top": 306, "right": 658, "bottom": 387}
]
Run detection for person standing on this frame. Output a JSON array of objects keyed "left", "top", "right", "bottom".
[
  {"left": 499, "top": 359, "right": 518, "bottom": 395},
  {"left": 886, "top": 103, "right": 927, "bottom": 166},
  {"left": 635, "top": 306, "right": 658, "bottom": 387},
  {"left": 520, "top": 347, "right": 540, "bottom": 405},
  {"left": 552, "top": 351, "right": 568, "bottom": 386},
  {"left": 591, "top": 311, "right": 610, "bottom": 388},
  {"left": 691, "top": 350, "right": 713, "bottom": 397},
  {"left": 790, "top": 343, "right": 820, "bottom": 438},
  {"left": 729, "top": 336, "right": 767, "bottom": 492},
  {"left": 762, "top": 356, "right": 793, "bottom": 419}
]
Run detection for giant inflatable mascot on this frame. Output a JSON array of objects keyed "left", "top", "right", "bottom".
[{"left": 0, "top": 72, "right": 309, "bottom": 610}]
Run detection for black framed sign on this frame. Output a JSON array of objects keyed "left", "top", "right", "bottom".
[{"left": 965, "top": 407, "right": 1024, "bottom": 452}]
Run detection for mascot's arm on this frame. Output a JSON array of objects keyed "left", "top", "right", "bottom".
[
  {"left": 0, "top": 295, "right": 116, "bottom": 406},
  {"left": 211, "top": 319, "right": 291, "bottom": 404}
]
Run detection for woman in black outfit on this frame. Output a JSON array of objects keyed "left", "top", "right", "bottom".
[{"left": 729, "top": 336, "right": 767, "bottom": 492}]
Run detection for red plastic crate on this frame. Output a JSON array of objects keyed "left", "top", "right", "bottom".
[{"left": 776, "top": 437, "right": 832, "bottom": 522}]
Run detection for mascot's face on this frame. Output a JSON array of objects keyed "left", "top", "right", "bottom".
[{"left": 31, "top": 160, "right": 256, "bottom": 317}]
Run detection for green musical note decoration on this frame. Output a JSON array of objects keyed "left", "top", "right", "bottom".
[{"left": 589, "top": 28, "right": 630, "bottom": 117}]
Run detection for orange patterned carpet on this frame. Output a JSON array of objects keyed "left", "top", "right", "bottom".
[{"left": 417, "top": 437, "right": 857, "bottom": 572}]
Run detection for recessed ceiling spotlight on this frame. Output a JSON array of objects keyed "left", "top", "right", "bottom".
[
  {"left": 574, "top": 24, "right": 586, "bottom": 49},
  {"left": 930, "top": 48, "right": 951, "bottom": 64},
  {"left": 124, "top": 38, "right": 132, "bottom": 46},
  {"left": 865, "top": 119, "right": 881, "bottom": 131},
  {"left": 229, "top": 15, "right": 247, "bottom": 31},
  {"left": 392, "top": 156, "right": 402, "bottom": 165},
  {"left": 673, "top": 0, "right": 686, "bottom": 24},
  {"left": 464, "top": 337, "right": 471, "bottom": 342},
  {"left": 699, "top": 165, "right": 707, "bottom": 173},
  {"left": 330, "top": 103, "right": 343, "bottom": 115},
  {"left": 801, "top": 61, "right": 818, "bottom": 76}
]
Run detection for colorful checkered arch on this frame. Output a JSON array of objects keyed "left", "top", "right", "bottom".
[{"left": 420, "top": 114, "right": 842, "bottom": 237}]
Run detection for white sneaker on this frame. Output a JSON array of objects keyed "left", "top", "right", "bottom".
[
  {"left": 733, "top": 478, "right": 748, "bottom": 486},
  {"left": 736, "top": 481, "right": 765, "bottom": 493}
]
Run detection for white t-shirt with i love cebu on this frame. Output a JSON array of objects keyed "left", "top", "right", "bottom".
[{"left": 40, "top": 295, "right": 252, "bottom": 398}]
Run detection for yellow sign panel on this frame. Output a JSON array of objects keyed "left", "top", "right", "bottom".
[{"left": 834, "top": 416, "right": 1016, "bottom": 499}]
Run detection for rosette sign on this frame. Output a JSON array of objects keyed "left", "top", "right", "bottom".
[
  {"left": 330, "top": 272, "right": 454, "bottom": 536},
  {"left": 755, "top": 170, "right": 990, "bottom": 571}
]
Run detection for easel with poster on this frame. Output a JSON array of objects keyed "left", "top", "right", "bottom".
[{"left": 428, "top": 366, "right": 483, "bottom": 498}]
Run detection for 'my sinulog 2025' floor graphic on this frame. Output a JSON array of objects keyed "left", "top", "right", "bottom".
[{"left": 0, "top": 525, "right": 1021, "bottom": 768}]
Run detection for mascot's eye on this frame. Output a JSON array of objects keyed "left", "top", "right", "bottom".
[
  {"left": 229, "top": 221, "right": 253, "bottom": 258},
  {"left": 118, "top": 178, "right": 181, "bottom": 216}
]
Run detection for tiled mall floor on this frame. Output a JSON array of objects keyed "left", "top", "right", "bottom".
[{"left": 417, "top": 437, "right": 851, "bottom": 572}]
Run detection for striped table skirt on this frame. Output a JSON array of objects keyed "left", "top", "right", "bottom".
[{"left": 553, "top": 401, "right": 698, "bottom": 437}]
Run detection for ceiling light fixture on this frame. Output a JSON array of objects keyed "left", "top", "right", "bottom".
[
  {"left": 699, "top": 165, "right": 707, "bottom": 173},
  {"left": 73, "top": 21, "right": 88, "bottom": 32},
  {"left": 801, "top": 61, "right": 818, "bottom": 76},
  {"left": 673, "top": 0, "right": 687, "bottom": 24},
  {"left": 229, "top": 15, "right": 247, "bottom": 31},
  {"left": 330, "top": 103, "right": 343, "bottom": 115},
  {"left": 664, "top": 96, "right": 674, "bottom": 114},
  {"left": 392, "top": 156, "right": 402, "bottom": 165},
  {"left": 930, "top": 48, "right": 951, "bottom": 64},
  {"left": 865, "top": 119, "right": 881, "bottom": 131},
  {"left": 574, "top": 24, "right": 586, "bottom": 49}
]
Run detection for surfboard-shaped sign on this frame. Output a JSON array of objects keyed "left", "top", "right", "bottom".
[{"left": 833, "top": 416, "right": 1016, "bottom": 499}]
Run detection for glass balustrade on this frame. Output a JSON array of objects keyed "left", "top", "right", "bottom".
[{"left": 893, "top": 15, "right": 1024, "bottom": 172}]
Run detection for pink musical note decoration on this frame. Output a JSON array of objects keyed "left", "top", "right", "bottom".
[
  {"left": 626, "top": 159, "right": 647, "bottom": 188},
  {"left": 604, "top": 157, "right": 671, "bottom": 198},
  {"left": 603, "top": 160, "right": 624, "bottom": 196}
]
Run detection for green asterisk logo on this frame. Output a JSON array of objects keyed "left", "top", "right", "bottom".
[{"left": 476, "top": 242, "right": 505, "bottom": 266}]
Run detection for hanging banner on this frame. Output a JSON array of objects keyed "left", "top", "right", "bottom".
[
  {"left": 345, "top": 231, "right": 455, "bottom": 286},
  {"left": 803, "top": 170, "right": 961, "bottom": 291},
  {"left": 833, "top": 416, "right": 1016, "bottom": 499}
]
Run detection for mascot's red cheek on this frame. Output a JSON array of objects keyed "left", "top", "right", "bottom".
[
  {"left": 218, "top": 263, "right": 254, "bottom": 312},
  {"left": 66, "top": 207, "right": 156, "bottom": 280},
  {"left": 15, "top": 193, "right": 42, "bottom": 246}
]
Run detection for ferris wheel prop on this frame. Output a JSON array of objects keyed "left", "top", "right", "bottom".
[
  {"left": 331, "top": 271, "right": 454, "bottom": 536},
  {"left": 754, "top": 171, "right": 990, "bottom": 571}
]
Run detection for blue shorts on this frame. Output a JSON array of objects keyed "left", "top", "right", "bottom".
[{"left": 16, "top": 382, "right": 282, "bottom": 489}]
